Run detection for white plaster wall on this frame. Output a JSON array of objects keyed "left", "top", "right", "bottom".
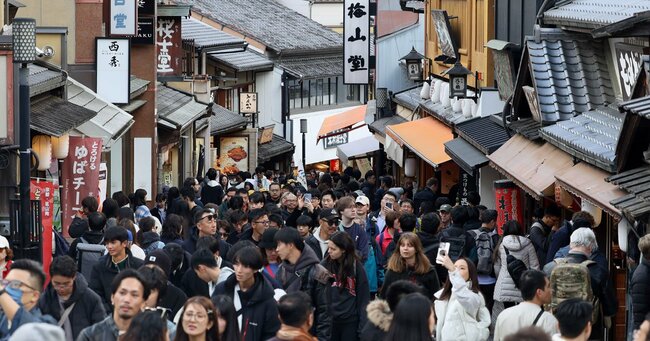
[
  {"left": 312, "top": 3, "right": 344, "bottom": 27},
  {"left": 479, "top": 166, "right": 505, "bottom": 211},
  {"left": 274, "top": 0, "right": 311, "bottom": 17},
  {"left": 255, "top": 68, "right": 285, "bottom": 136}
]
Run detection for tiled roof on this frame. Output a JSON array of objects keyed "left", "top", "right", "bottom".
[
  {"left": 209, "top": 104, "right": 247, "bottom": 135},
  {"left": 176, "top": 0, "right": 342, "bottom": 53},
  {"left": 393, "top": 86, "right": 422, "bottom": 111},
  {"left": 455, "top": 116, "right": 511, "bottom": 154},
  {"left": 607, "top": 166, "right": 650, "bottom": 218},
  {"left": 258, "top": 134, "right": 295, "bottom": 163},
  {"left": 157, "top": 85, "right": 208, "bottom": 130},
  {"left": 130, "top": 76, "right": 150, "bottom": 99},
  {"left": 181, "top": 17, "right": 244, "bottom": 50},
  {"left": 540, "top": 106, "right": 624, "bottom": 172},
  {"left": 444, "top": 137, "right": 489, "bottom": 174},
  {"left": 526, "top": 37, "right": 615, "bottom": 123},
  {"left": 209, "top": 50, "right": 274, "bottom": 72},
  {"left": 619, "top": 95, "right": 650, "bottom": 118},
  {"left": 368, "top": 115, "right": 407, "bottom": 137},
  {"left": 543, "top": 0, "right": 650, "bottom": 31},
  {"left": 277, "top": 54, "right": 342, "bottom": 79},
  {"left": 28, "top": 64, "right": 65, "bottom": 97},
  {"left": 508, "top": 118, "right": 542, "bottom": 140},
  {"left": 31, "top": 96, "right": 96, "bottom": 136}
]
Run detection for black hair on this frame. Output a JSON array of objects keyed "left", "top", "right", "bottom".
[
  {"left": 228, "top": 196, "right": 244, "bottom": 210},
  {"left": 161, "top": 214, "right": 183, "bottom": 241},
  {"left": 480, "top": 209, "right": 498, "bottom": 224},
  {"left": 544, "top": 204, "right": 561, "bottom": 218},
  {"left": 492, "top": 220, "right": 525, "bottom": 262},
  {"left": 232, "top": 246, "right": 263, "bottom": 270},
  {"left": 385, "top": 279, "right": 425, "bottom": 311},
  {"left": 104, "top": 226, "right": 129, "bottom": 243},
  {"left": 383, "top": 190, "right": 398, "bottom": 202},
  {"left": 321, "top": 189, "right": 335, "bottom": 201},
  {"left": 519, "top": 269, "right": 548, "bottom": 301},
  {"left": 180, "top": 186, "right": 195, "bottom": 201},
  {"left": 49, "top": 256, "right": 77, "bottom": 278},
  {"left": 323, "top": 231, "right": 358, "bottom": 293},
  {"left": 183, "top": 177, "right": 198, "bottom": 188},
  {"left": 117, "top": 207, "right": 135, "bottom": 223},
  {"left": 228, "top": 210, "right": 248, "bottom": 225},
  {"left": 380, "top": 176, "right": 393, "bottom": 188},
  {"left": 81, "top": 196, "right": 99, "bottom": 212},
  {"left": 226, "top": 240, "right": 256, "bottom": 261},
  {"left": 196, "top": 236, "right": 220, "bottom": 254},
  {"left": 309, "top": 189, "right": 321, "bottom": 199},
  {"left": 191, "top": 248, "right": 218, "bottom": 270},
  {"left": 450, "top": 205, "right": 469, "bottom": 225},
  {"left": 420, "top": 212, "right": 440, "bottom": 234},
  {"left": 400, "top": 198, "right": 414, "bottom": 209},
  {"left": 102, "top": 198, "right": 119, "bottom": 219},
  {"left": 554, "top": 298, "right": 593, "bottom": 338},
  {"left": 384, "top": 293, "right": 434, "bottom": 341},
  {"left": 277, "top": 291, "right": 312, "bottom": 327},
  {"left": 249, "top": 192, "right": 265, "bottom": 204},
  {"left": 248, "top": 209, "right": 267, "bottom": 225},
  {"left": 419, "top": 201, "right": 436, "bottom": 216},
  {"left": 399, "top": 213, "right": 417, "bottom": 232},
  {"left": 110, "top": 268, "right": 150, "bottom": 300},
  {"left": 503, "top": 326, "right": 552, "bottom": 341},
  {"left": 138, "top": 265, "right": 168, "bottom": 302},
  {"left": 364, "top": 170, "right": 375, "bottom": 180},
  {"left": 206, "top": 168, "right": 218, "bottom": 181},
  {"left": 296, "top": 215, "right": 312, "bottom": 228},
  {"left": 155, "top": 193, "right": 167, "bottom": 203},
  {"left": 194, "top": 208, "right": 214, "bottom": 226},
  {"left": 121, "top": 310, "right": 167, "bottom": 341},
  {"left": 88, "top": 212, "right": 107, "bottom": 232},
  {"left": 274, "top": 227, "right": 304, "bottom": 251},
  {"left": 212, "top": 295, "right": 241, "bottom": 341},
  {"left": 134, "top": 189, "right": 147, "bottom": 207},
  {"left": 467, "top": 191, "right": 481, "bottom": 206},
  {"left": 112, "top": 191, "right": 130, "bottom": 208},
  {"left": 163, "top": 243, "right": 185, "bottom": 271},
  {"left": 268, "top": 213, "right": 284, "bottom": 228},
  {"left": 439, "top": 257, "right": 479, "bottom": 301}
]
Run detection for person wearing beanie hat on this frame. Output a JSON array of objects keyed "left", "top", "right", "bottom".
[{"left": 144, "top": 249, "right": 173, "bottom": 277}]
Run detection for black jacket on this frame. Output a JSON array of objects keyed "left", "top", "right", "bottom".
[
  {"left": 169, "top": 249, "right": 193, "bottom": 289},
  {"left": 68, "top": 230, "right": 105, "bottom": 260},
  {"left": 631, "top": 258, "right": 650, "bottom": 329},
  {"left": 413, "top": 187, "right": 437, "bottom": 215},
  {"left": 180, "top": 268, "right": 208, "bottom": 298},
  {"left": 305, "top": 233, "right": 327, "bottom": 261},
  {"left": 76, "top": 315, "right": 119, "bottom": 341},
  {"left": 88, "top": 249, "right": 144, "bottom": 311},
  {"left": 38, "top": 274, "right": 106, "bottom": 340},
  {"left": 181, "top": 226, "right": 232, "bottom": 260},
  {"left": 529, "top": 220, "right": 553, "bottom": 266},
  {"left": 201, "top": 183, "right": 224, "bottom": 205},
  {"left": 68, "top": 216, "right": 90, "bottom": 239},
  {"left": 160, "top": 282, "right": 188, "bottom": 321},
  {"left": 380, "top": 264, "right": 440, "bottom": 300},
  {"left": 213, "top": 273, "right": 280, "bottom": 341},
  {"left": 360, "top": 300, "right": 391, "bottom": 341}
]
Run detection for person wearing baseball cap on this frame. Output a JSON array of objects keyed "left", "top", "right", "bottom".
[
  {"left": 305, "top": 209, "right": 339, "bottom": 260},
  {"left": 438, "top": 204, "right": 452, "bottom": 230}
]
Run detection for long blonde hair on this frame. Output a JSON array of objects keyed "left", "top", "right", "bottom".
[{"left": 386, "top": 232, "right": 432, "bottom": 275}]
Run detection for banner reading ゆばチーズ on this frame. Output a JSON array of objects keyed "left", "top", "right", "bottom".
[{"left": 61, "top": 137, "right": 103, "bottom": 237}]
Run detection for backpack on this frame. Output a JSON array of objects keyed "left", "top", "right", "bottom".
[
  {"left": 550, "top": 258, "right": 598, "bottom": 319},
  {"left": 469, "top": 230, "right": 495, "bottom": 275},
  {"left": 440, "top": 230, "right": 466, "bottom": 261},
  {"left": 76, "top": 237, "right": 106, "bottom": 281},
  {"left": 503, "top": 246, "right": 527, "bottom": 288},
  {"left": 53, "top": 230, "right": 70, "bottom": 257}
]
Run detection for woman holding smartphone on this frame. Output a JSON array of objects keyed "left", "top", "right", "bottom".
[{"left": 380, "top": 232, "right": 440, "bottom": 299}]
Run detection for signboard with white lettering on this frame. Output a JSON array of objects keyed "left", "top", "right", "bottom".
[
  {"left": 323, "top": 130, "right": 349, "bottom": 149},
  {"left": 110, "top": 0, "right": 137, "bottom": 36},
  {"left": 343, "top": 0, "right": 370, "bottom": 84},
  {"left": 96, "top": 38, "right": 130, "bottom": 104},
  {"left": 240, "top": 92, "right": 258, "bottom": 114},
  {"left": 132, "top": 17, "right": 154, "bottom": 45}
]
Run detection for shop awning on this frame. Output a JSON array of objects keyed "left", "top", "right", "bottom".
[
  {"left": 31, "top": 96, "right": 97, "bottom": 136},
  {"left": 488, "top": 134, "right": 575, "bottom": 200},
  {"left": 317, "top": 105, "right": 367, "bottom": 140},
  {"left": 336, "top": 136, "right": 379, "bottom": 165},
  {"left": 606, "top": 166, "right": 650, "bottom": 219},
  {"left": 258, "top": 134, "right": 295, "bottom": 163},
  {"left": 444, "top": 138, "right": 489, "bottom": 174},
  {"left": 385, "top": 117, "right": 453, "bottom": 168},
  {"left": 555, "top": 162, "right": 624, "bottom": 218}
]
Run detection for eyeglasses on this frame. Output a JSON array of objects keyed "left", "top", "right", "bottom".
[
  {"left": 144, "top": 306, "right": 171, "bottom": 319},
  {"left": 51, "top": 280, "right": 74, "bottom": 289},
  {"left": 254, "top": 220, "right": 270, "bottom": 225},
  {"left": 325, "top": 219, "right": 340, "bottom": 226},
  {"left": 184, "top": 310, "right": 212, "bottom": 321},
  {"left": 220, "top": 232, "right": 229, "bottom": 238},
  {"left": 1, "top": 279, "right": 36, "bottom": 292},
  {"left": 198, "top": 214, "right": 215, "bottom": 222}
]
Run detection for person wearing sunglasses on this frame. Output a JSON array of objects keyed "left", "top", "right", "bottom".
[
  {"left": 305, "top": 209, "right": 340, "bottom": 261},
  {"left": 181, "top": 209, "right": 218, "bottom": 255},
  {"left": 0, "top": 259, "right": 56, "bottom": 338}
]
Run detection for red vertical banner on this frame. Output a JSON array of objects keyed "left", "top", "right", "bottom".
[
  {"left": 494, "top": 180, "right": 523, "bottom": 235},
  {"left": 329, "top": 159, "right": 340, "bottom": 173},
  {"left": 61, "top": 137, "right": 103, "bottom": 237},
  {"left": 31, "top": 180, "right": 55, "bottom": 283}
]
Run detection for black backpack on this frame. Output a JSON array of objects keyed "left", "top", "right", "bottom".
[
  {"left": 504, "top": 246, "right": 527, "bottom": 288},
  {"left": 440, "top": 229, "right": 466, "bottom": 261}
]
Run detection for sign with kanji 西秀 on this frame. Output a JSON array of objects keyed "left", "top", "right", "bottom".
[
  {"left": 110, "top": 0, "right": 137, "bottom": 36},
  {"left": 343, "top": 0, "right": 369, "bottom": 85},
  {"left": 96, "top": 38, "right": 130, "bottom": 104},
  {"left": 240, "top": 92, "right": 258, "bottom": 115}
]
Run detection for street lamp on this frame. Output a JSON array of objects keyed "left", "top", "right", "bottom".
[
  {"left": 12, "top": 18, "right": 36, "bottom": 260},
  {"left": 443, "top": 61, "right": 473, "bottom": 99},
  {"left": 300, "top": 119, "right": 307, "bottom": 171},
  {"left": 399, "top": 46, "right": 425, "bottom": 81}
]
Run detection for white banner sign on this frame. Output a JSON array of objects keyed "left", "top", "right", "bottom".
[
  {"left": 110, "top": 0, "right": 137, "bottom": 36},
  {"left": 96, "top": 38, "right": 130, "bottom": 104},
  {"left": 343, "top": 0, "right": 370, "bottom": 84},
  {"left": 240, "top": 92, "right": 258, "bottom": 114}
]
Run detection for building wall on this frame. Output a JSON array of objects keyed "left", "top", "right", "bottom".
[
  {"left": 255, "top": 68, "right": 284, "bottom": 136},
  {"left": 495, "top": 0, "right": 544, "bottom": 47},
  {"left": 312, "top": 3, "right": 343, "bottom": 30},
  {"left": 376, "top": 20, "right": 424, "bottom": 93},
  {"left": 479, "top": 166, "right": 504, "bottom": 213}
]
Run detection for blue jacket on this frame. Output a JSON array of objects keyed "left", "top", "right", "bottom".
[
  {"left": 339, "top": 222, "right": 369, "bottom": 262},
  {"left": 0, "top": 306, "right": 56, "bottom": 340}
]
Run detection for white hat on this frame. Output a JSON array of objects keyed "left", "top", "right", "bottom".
[
  {"left": 355, "top": 196, "right": 370, "bottom": 206},
  {"left": 0, "top": 235, "right": 9, "bottom": 248}
]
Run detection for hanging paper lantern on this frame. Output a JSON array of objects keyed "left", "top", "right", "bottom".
[
  {"left": 618, "top": 216, "right": 632, "bottom": 253},
  {"left": 581, "top": 200, "right": 602, "bottom": 226},
  {"left": 32, "top": 135, "right": 52, "bottom": 171},
  {"left": 51, "top": 133, "right": 69, "bottom": 159},
  {"left": 404, "top": 157, "right": 416, "bottom": 177},
  {"left": 420, "top": 81, "right": 431, "bottom": 100}
]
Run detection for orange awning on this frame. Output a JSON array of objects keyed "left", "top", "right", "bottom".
[
  {"left": 317, "top": 105, "right": 367, "bottom": 140},
  {"left": 385, "top": 117, "right": 453, "bottom": 167},
  {"left": 488, "top": 134, "right": 574, "bottom": 200},
  {"left": 555, "top": 162, "right": 625, "bottom": 218}
]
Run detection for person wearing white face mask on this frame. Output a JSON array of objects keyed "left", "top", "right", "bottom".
[{"left": 0, "top": 236, "right": 13, "bottom": 279}]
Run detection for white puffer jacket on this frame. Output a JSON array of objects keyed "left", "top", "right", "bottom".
[
  {"left": 493, "top": 235, "right": 540, "bottom": 303},
  {"left": 434, "top": 270, "right": 491, "bottom": 341}
]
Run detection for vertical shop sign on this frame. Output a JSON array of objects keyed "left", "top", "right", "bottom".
[
  {"left": 343, "top": 0, "right": 369, "bottom": 84},
  {"left": 494, "top": 180, "right": 523, "bottom": 235},
  {"left": 61, "top": 137, "right": 103, "bottom": 237},
  {"left": 458, "top": 170, "right": 477, "bottom": 206},
  {"left": 31, "top": 180, "right": 55, "bottom": 281},
  {"left": 96, "top": 38, "right": 130, "bottom": 104},
  {"left": 110, "top": 0, "right": 137, "bottom": 36},
  {"left": 157, "top": 18, "right": 181, "bottom": 74},
  {"left": 240, "top": 92, "right": 258, "bottom": 114}
]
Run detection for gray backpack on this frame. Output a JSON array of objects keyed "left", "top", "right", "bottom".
[
  {"left": 470, "top": 229, "right": 495, "bottom": 275},
  {"left": 76, "top": 237, "right": 106, "bottom": 281}
]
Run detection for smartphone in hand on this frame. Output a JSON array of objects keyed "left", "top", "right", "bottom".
[
  {"left": 436, "top": 242, "right": 450, "bottom": 264},
  {"left": 303, "top": 193, "right": 312, "bottom": 202},
  {"left": 386, "top": 202, "right": 393, "bottom": 210}
]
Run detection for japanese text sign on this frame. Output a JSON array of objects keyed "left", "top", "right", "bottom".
[
  {"left": 110, "top": 0, "right": 137, "bottom": 36},
  {"left": 494, "top": 180, "right": 523, "bottom": 235},
  {"left": 343, "top": 0, "right": 370, "bottom": 84},
  {"left": 323, "top": 130, "right": 349, "bottom": 149},
  {"left": 30, "top": 180, "right": 55, "bottom": 281},
  {"left": 240, "top": 92, "right": 258, "bottom": 114},
  {"left": 96, "top": 38, "right": 130, "bottom": 104},
  {"left": 61, "top": 137, "right": 103, "bottom": 237}
]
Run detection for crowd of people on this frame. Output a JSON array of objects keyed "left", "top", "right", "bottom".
[{"left": 0, "top": 165, "right": 648, "bottom": 341}]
